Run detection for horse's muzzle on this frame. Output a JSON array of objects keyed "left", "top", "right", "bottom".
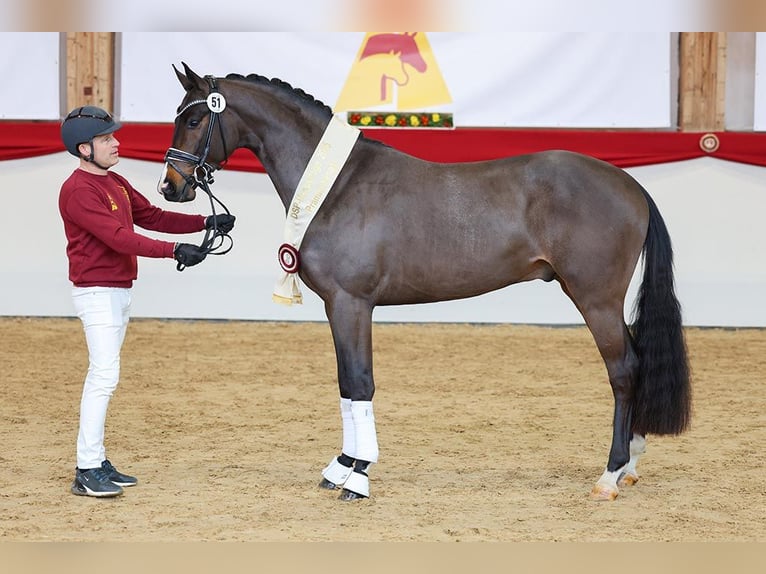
[
  {"left": 163, "top": 182, "right": 196, "bottom": 203},
  {"left": 157, "top": 163, "right": 196, "bottom": 202}
]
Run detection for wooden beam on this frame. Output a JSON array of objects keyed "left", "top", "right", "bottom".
[
  {"left": 65, "top": 33, "right": 115, "bottom": 113},
  {"left": 678, "top": 32, "right": 727, "bottom": 131}
]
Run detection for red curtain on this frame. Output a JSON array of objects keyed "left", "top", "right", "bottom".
[{"left": 3, "top": 121, "right": 766, "bottom": 169}]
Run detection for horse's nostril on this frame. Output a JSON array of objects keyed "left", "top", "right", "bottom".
[{"left": 158, "top": 180, "right": 173, "bottom": 197}]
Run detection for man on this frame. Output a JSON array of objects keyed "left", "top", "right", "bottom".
[{"left": 59, "top": 105, "right": 235, "bottom": 497}]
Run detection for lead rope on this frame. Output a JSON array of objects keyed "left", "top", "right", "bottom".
[{"left": 176, "top": 175, "right": 233, "bottom": 271}]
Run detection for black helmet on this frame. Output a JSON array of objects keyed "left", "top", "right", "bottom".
[{"left": 61, "top": 106, "right": 122, "bottom": 157}]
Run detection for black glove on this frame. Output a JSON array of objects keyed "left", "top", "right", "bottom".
[
  {"left": 174, "top": 243, "right": 207, "bottom": 268},
  {"left": 205, "top": 213, "right": 236, "bottom": 233}
]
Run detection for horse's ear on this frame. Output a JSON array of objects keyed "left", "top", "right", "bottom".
[{"left": 174, "top": 62, "right": 204, "bottom": 92}]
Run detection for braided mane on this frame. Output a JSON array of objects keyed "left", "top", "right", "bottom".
[
  {"left": 225, "top": 73, "right": 333, "bottom": 118},
  {"left": 223, "top": 72, "right": 382, "bottom": 146}
]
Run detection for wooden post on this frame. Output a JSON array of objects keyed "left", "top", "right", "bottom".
[
  {"left": 65, "top": 33, "right": 115, "bottom": 113},
  {"left": 678, "top": 32, "right": 727, "bottom": 131}
]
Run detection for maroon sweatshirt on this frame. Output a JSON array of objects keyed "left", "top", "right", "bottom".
[{"left": 59, "top": 169, "right": 206, "bottom": 288}]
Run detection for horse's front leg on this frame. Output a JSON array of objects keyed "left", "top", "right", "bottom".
[{"left": 318, "top": 294, "right": 378, "bottom": 500}]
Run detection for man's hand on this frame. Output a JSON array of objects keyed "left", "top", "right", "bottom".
[
  {"left": 205, "top": 214, "right": 236, "bottom": 233},
  {"left": 174, "top": 243, "right": 207, "bottom": 268}
]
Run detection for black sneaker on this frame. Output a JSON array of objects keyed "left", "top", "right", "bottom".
[
  {"left": 71, "top": 467, "right": 123, "bottom": 498},
  {"left": 101, "top": 459, "right": 138, "bottom": 487}
]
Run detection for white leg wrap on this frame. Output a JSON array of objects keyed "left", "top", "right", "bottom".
[
  {"left": 595, "top": 468, "right": 623, "bottom": 491},
  {"left": 351, "top": 401, "right": 379, "bottom": 463},
  {"left": 343, "top": 471, "right": 370, "bottom": 498},
  {"left": 340, "top": 397, "right": 355, "bottom": 457},
  {"left": 630, "top": 434, "right": 647, "bottom": 457},
  {"left": 622, "top": 434, "right": 647, "bottom": 478},
  {"left": 322, "top": 457, "right": 353, "bottom": 486}
]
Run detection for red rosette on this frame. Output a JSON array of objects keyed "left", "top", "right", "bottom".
[{"left": 278, "top": 243, "right": 300, "bottom": 273}]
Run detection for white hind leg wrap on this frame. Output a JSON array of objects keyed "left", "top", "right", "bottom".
[
  {"left": 630, "top": 434, "right": 647, "bottom": 457},
  {"left": 340, "top": 397, "right": 355, "bottom": 457},
  {"left": 623, "top": 434, "right": 647, "bottom": 477},
  {"left": 351, "top": 400, "right": 379, "bottom": 463}
]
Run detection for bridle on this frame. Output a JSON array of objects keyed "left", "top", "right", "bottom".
[{"left": 164, "top": 76, "right": 233, "bottom": 270}]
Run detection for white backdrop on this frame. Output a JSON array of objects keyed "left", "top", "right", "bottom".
[
  {"left": 0, "top": 32, "right": 671, "bottom": 127},
  {"left": 119, "top": 32, "right": 672, "bottom": 127},
  {"left": 754, "top": 32, "right": 766, "bottom": 131},
  {"left": 0, "top": 32, "right": 59, "bottom": 119},
  {"left": 3, "top": 153, "right": 765, "bottom": 327},
  {"left": 3, "top": 32, "right": 765, "bottom": 128}
]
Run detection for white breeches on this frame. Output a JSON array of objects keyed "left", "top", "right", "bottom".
[{"left": 72, "top": 287, "right": 131, "bottom": 469}]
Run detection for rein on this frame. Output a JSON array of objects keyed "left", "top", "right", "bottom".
[{"left": 164, "top": 76, "right": 233, "bottom": 271}]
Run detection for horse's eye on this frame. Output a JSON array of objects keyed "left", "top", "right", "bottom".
[{"left": 188, "top": 119, "right": 200, "bottom": 128}]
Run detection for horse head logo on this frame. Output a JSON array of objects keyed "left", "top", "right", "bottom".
[
  {"left": 335, "top": 32, "right": 451, "bottom": 113},
  {"left": 359, "top": 32, "right": 428, "bottom": 102}
]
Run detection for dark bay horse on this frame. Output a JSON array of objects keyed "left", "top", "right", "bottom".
[{"left": 158, "top": 63, "right": 691, "bottom": 501}]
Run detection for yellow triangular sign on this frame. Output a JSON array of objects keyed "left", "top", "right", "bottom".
[{"left": 335, "top": 32, "right": 452, "bottom": 113}]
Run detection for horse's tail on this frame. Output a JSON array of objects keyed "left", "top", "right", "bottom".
[{"left": 629, "top": 190, "right": 692, "bottom": 436}]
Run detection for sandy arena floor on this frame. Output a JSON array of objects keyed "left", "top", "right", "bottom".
[{"left": 0, "top": 317, "right": 764, "bottom": 542}]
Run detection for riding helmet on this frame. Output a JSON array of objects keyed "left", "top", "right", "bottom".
[{"left": 61, "top": 106, "right": 122, "bottom": 157}]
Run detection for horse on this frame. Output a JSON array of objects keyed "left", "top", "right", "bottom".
[{"left": 158, "top": 62, "right": 691, "bottom": 502}]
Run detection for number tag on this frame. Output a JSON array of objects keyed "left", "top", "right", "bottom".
[{"left": 206, "top": 93, "right": 227, "bottom": 113}]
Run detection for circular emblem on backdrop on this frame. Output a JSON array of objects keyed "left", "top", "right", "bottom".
[
  {"left": 206, "top": 93, "right": 227, "bottom": 113},
  {"left": 699, "top": 133, "right": 719, "bottom": 153},
  {"left": 278, "top": 243, "right": 300, "bottom": 273}
]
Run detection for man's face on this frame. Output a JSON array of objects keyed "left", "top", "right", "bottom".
[{"left": 81, "top": 132, "right": 120, "bottom": 169}]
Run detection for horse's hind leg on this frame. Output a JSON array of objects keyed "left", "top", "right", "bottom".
[
  {"left": 319, "top": 292, "right": 379, "bottom": 501},
  {"left": 587, "top": 311, "right": 639, "bottom": 500},
  {"left": 618, "top": 433, "right": 646, "bottom": 487},
  {"left": 561, "top": 285, "right": 639, "bottom": 500}
]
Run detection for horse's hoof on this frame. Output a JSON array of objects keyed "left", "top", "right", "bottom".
[
  {"left": 618, "top": 471, "right": 639, "bottom": 487},
  {"left": 338, "top": 488, "right": 368, "bottom": 501},
  {"left": 590, "top": 484, "right": 619, "bottom": 501},
  {"left": 318, "top": 478, "right": 339, "bottom": 490}
]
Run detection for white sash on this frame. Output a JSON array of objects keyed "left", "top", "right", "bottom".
[{"left": 272, "top": 115, "right": 360, "bottom": 305}]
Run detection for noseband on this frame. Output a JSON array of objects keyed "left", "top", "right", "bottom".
[{"left": 164, "top": 76, "right": 233, "bottom": 270}]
